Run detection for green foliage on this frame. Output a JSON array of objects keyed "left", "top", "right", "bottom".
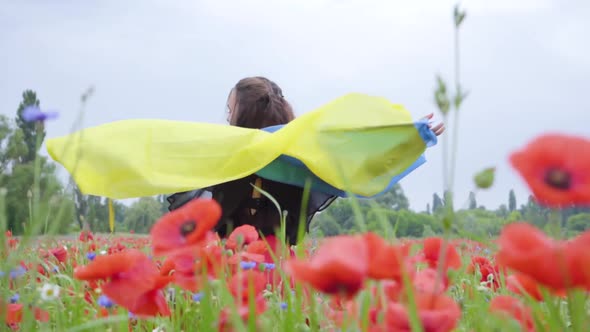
[
  {"left": 468, "top": 191, "right": 477, "bottom": 210},
  {"left": 15, "top": 90, "right": 43, "bottom": 163},
  {"left": 508, "top": 189, "right": 517, "bottom": 211},
  {"left": 432, "top": 193, "right": 443, "bottom": 212},
  {"left": 312, "top": 184, "right": 444, "bottom": 238},
  {"left": 0, "top": 90, "right": 78, "bottom": 235},
  {"left": 122, "top": 197, "right": 165, "bottom": 233},
  {"left": 1, "top": 157, "right": 73, "bottom": 234},
  {"left": 567, "top": 213, "right": 590, "bottom": 233}
]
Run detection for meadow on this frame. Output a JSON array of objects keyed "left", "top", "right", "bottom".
[{"left": 2, "top": 4, "right": 590, "bottom": 332}]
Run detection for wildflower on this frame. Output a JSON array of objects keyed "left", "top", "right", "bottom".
[
  {"left": 99, "top": 250, "right": 107, "bottom": 255},
  {"left": 22, "top": 105, "right": 59, "bottom": 122},
  {"left": 364, "top": 232, "right": 408, "bottom": 280},
  {"left": 79, "top": 230, "right": 94, "bottom": 242},
  {"left": 285, "top": 235, "right": 369, "bottom": 298},
  {"left": 505, "top": 273, "right": 558, "bottom": 301},
  {"left": 39, "top": 283, "right": 60, "bottom": 301},
  {"left": 87, "top": 252, "right": 96, "bottom": 261},
  {"left": 228, "top": 270, "right": 268, "bottom": 303},
  {"left": 280, "top": 302, "right": 288, "bottom": 310},
  {"left": 496, "top": 222, "right": 590, "bottom": 292},
  {"left": 509, "top": 133, "right": 590, "bottom": 208},
  {"left": 97, "top": 295, "right": 114, "bottom": 308},
  {"left": 226, "top": 224, "right": 259, "bottom": 250},
  {"left": 9, "top": 293, "right": 19, "bottom": 303},
  {"left": 240, "top": 261, "right": 257, "bottom": 270},
  {"left": 467, "top": 256, "right": 500, "bottom": 290},
  {"left": 263, "top": 263, "right": 275, "bottom": 270},
  {"left": 192, "top": 292, "right": 203, "bottom": 302},
  {"left": 421, "top": 237, "right": 462, "bottom": 271},
  {"left": 383, "top": 293, "right": 462, "bottom": 332},
  {"left": 489, "top": 295, "right": 536, "bottom": 332},
  {"left": 9, "top": 266, "right": 26, "bottom": 279},
  {"left": 150, "top": 198, "right": 222, "bottom": 256},
  {"left": 74, "top": 249, "right": 171, "bottom": 317}
]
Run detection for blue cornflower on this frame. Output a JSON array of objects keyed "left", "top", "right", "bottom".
[
  {"left": 280, "top": 302, "right": 288, "bottom": 310},
  {"left": 192, "top": 292, "right": 204, "bottom": 302},
  {"left": 240, "top": 261, "right": 257, "bottom": 270},
  {"left": 22, "top": 106, "right": 59, "bottom": 122},
  {"left": 87, "top": 252, "right": 96, "bottom": 261},
  {"left": 98, "top": 295, "right": 114, "bottom": 308},
  {"left": 263, "top": 263, "right": 276, "bottom": 270},
  {"left": 10, "top": 293, "right": 19, "bottom": 303},
  {"left": 9, "top": 266, "right": 26, "bottom": 279}
]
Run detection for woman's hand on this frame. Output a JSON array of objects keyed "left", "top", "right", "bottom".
[{"left": 422, "top": 113, "right": 445, "bottom": 136}]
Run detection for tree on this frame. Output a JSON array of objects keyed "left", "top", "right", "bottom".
[
  {"left": 316, "top": 216, "right": 342, "bottom": 237},
  {"left": 567, "top": 213, "right": 590, "bottom": 233},
  {"left": 496, "top": 204, "right": 508, "bottom": 219},
  {"left": 15, "top": 90, "right": 43, "bottom": 163},
  {"left": 373, "top": 184, "right": 409, "bottom": 211},
  {"left": 72, "top": 181, "right": 88, "bottom": 230},
  {"left": 432, "top": 193, "right": 443, "bottom": 212},
  {"left": 123, "top": 197, "right": 164, "bottom": 233},
  {"left": 2, "top": 157, "right": 70, "bottom": 234},
  {"left": 508, "top": 189, "right": 517, "bottom": 212},
  {"left": 468, "top": 191, "right": 477, "bottom": 210}
]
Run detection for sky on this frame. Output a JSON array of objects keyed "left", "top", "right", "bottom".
[{"left": 1, "top": 0, "right": 589, "bottom": 211}]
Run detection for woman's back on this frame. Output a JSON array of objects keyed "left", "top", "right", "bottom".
[{"left": 168, "top": 77, "right": 336, "bottom": 244}]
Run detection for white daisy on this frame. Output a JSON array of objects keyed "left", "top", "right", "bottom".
[{"left": 39, "top": 283, "right": 60, "bottom": 301}]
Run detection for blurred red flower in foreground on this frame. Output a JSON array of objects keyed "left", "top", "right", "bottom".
[
  {"left": 509, "top": 133, "right": 590, "bottom": 208},
  {"left": 74, "top": 249, "right": 171, "bottom": 317},
  {"left": 496, "top": 222, "right": 590, "bottom": 292},
  {"left": 489, "top": 295, "right": 536, "bottom": 332},
  {"left": 286, "top": 235, "right": 369, "bottom": 298}
]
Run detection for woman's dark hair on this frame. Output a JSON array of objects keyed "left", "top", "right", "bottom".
[{"left": 229, "top": 77, "right": 295, "bottom": 129}]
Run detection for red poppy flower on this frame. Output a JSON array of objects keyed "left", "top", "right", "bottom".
[
  {"left": 225, "top": 225, "right": 259, "bottom": 251},
  {"left": 74, "top": 249, "right": 171, "bottom": 317},
  {"left": 384, "top": 293, "right": 462, "bottom": 332},
  {"left": 285, "top": 235, "right": 369, "bottom": 298},
  {"left": 467, "top": 256, "right": 500, "bottom": 289},
  {"left": 489, "top": 296, "right": 536, "bottom": 332},
  {"left": 509, "top": 134, "right": 590, "bottom": 208},
  {"left": 421, "top": 237, "right": 462, "bottom": 271},
  {"left": 79, "top": 230, "right": 94, "bottom": 242},
  {"left": 150, "top": 198, "right": 222, "bottom": 256},
  {"left": 228, "top": 270, "right": 268, "bottom": 304},
  {"left": 496, "top": 222, "right": 590, "bottom": 292},
  {"left": 363, "top": 232, "right": 409, "bottom": 281},
  {"left": 505, "top": 273, "right": 563, "bottom": 301}
]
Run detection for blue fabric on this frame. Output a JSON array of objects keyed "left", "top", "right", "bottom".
[{"left": 255, "top": 121, "right": 436, "bottom": 198}]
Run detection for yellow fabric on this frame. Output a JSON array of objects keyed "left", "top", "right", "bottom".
[
  {"left": 46, "top": 93, "right": 426, "bottom": 199},
  {"left": 108, "top": 198, "right": 114, "bottom": 233}
]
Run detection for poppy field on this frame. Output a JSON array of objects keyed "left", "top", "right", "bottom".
[{"left": 1, "top": 133, "right": 590, "bottom": 332}]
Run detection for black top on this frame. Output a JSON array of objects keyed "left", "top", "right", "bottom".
[{"left": 166, "top": 175, "right": 336, "bottom": 245}]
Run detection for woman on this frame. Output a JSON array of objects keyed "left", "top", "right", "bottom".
[{"left": 167, "top": 76, "right": 445, "bottom": 244}]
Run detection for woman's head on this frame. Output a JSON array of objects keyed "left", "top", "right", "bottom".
[{"left": 226, "top": 77, "right": 295, "bottom": 129}]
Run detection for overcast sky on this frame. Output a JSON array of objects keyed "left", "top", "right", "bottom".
[{"left": 1, "top": 0, "right": 589, "bottom": 211}]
